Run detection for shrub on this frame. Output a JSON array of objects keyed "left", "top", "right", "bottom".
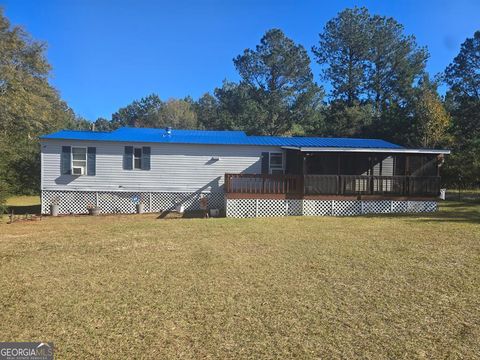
[{"left": 0, "top": 181, "right": 9, "bottom": 215}]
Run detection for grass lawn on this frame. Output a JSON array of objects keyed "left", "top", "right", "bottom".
[
  {"left": 4, "top": 195, "right": 41, "bottom": 215},
  {"left": 0, "top": 201, "right": 479, "bottom": 358},
  {"left": 5, "top": 195, "right": 40, "bottom": 206}
]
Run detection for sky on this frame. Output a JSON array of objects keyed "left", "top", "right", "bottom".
[{"left": 2, "top": 0, "right": 479, "bottom": 120}]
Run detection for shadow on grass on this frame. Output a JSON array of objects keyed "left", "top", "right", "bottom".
[
  {"left": 405, "top": 201, "right": 479, "bottom": 225},
  {"left": 362, "top": 201, "right": 480, "bottom": 225},
  {"left": 157, "top": 210, "right": 207, "bottom": 220}
]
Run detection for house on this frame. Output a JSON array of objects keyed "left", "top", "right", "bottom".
[{"left": 39, "top": 127, "right": 450, "bottom": 217}]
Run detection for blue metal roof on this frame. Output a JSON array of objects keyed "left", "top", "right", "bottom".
[{"left": 40, "top": 127, "right": 403, "bottom": 149}]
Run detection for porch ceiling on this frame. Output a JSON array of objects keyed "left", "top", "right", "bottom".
[{"left": 281, "top": 146, "right": 451, "bottom": 155}]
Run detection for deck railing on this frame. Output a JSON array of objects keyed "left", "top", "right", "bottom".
[
  {"left": 225, "top": 173, "right": 441, "bottom": 197},
  {"left": 336, "top": 175, "right": 440, "bottom": 196},
  {"left": 224, "top": 173, "right": 303, "bottom": 195}
]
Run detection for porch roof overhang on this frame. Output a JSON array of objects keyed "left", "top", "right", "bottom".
[{"left": 281, "top": 146, "right": 451, "bottom": 155}]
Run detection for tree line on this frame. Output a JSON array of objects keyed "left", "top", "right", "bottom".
[{"left": 0, "top": 7, "right": 479, "bottom": 197}]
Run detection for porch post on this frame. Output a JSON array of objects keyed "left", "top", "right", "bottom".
[
  {"left": 302, "top": 153, "right": 307, "bottom": 196},
  {"left": 337, "top": 154, "right": 341, "bottom": 195},
  {"left": 337, "top": 154, "right": 340, "bottom": 174},
  {"left": 405, "top": 155, "right": 410, "bottom": 196},
  {"left": 369, "top": 156, "right": 374, "bottom": 195}
]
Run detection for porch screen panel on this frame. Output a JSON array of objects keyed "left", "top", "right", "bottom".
[
  {"left": 375, "top": 156, "right": 394, "bottom": 192},
  {"left": 422, "top": 155, "right": 438, "bottom": 176},
  {"left": 340, "top": 154, "right": 370, "bottom": 175},
  {"left": 261, "top": 152, "right": 269, "bottom": 174},
  {"left": 372, "top": 156, "right": 381, "bottom": 176},
  {"left": 304, "top": 175, "right": 338, "bottom": 195},
  {"left": 409, "top": 155, "right": 421, "bottom": 176},
  {"left": 381, "top": 156, "right": 394, "bottom": 176},
  {"left": 285, "top": 150, "right": 302, "bottom": 174},
  {"left": 306, "top": 154, "right": 338, "bottom": 175},
  {"left": 394, "top": 155, "right": 406, "bottom": 176},
  {"left": 409, "top": 155, "right": 437, "bottom": 176}
]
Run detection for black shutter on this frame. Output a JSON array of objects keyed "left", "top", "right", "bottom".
[
  {"left": 87, "top": 147, "right": 96, "bottom": 176},
  {"left": 261, "top": 152, "right": 269, "bottom": 174},
  {"left": 124, "top": 146, "right": 133, "bottom": 170},
  {"left": 142, "top": 146, "right": 151, "bottom": 170},
  {"left": 61, "top": 146, "right": 71, "bottom": 175}
]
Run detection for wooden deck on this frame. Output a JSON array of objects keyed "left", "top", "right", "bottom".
[{"left": 225, "top": 173, "right": 441, "bottom": 200}]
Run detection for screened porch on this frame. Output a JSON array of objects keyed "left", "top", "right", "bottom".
[{"left": 225, "top": 150, "right": 444, "bottom": 198}]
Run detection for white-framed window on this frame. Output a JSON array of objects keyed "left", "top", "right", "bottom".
[
  {"left": 72, "top": 147, "right": 87, "bottom": 175},
  {"left": 269, "top": 152, "right": 284, "bottom": 174},
  {"left": 133, "top": 147, "right": 142, "bottom": 170}
]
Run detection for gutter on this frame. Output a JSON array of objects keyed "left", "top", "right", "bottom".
[{"left": 281, "top": 146, "right": 451, "bottom": 155}]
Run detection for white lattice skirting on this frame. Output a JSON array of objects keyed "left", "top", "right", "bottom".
[
  {"left": 41, "top": 190, "right": 225, "bottom": 215},
  {"left": 226, "top": 199, "right": 437, "bottom": 218}
]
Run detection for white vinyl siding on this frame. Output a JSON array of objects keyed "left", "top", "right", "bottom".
[
  {"left": 40, "top": 140, "right": 281, "bottom": 192},
  {"left": 381, "top": 156, "right": 394, "bottom": 176}
]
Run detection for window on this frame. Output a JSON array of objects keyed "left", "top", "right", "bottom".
[
  {"left": 269, "top": 152, "right": 284, "bottom": 174},
  {"left": 124, "top": 146, "right": 150, "bottom": 171},
  {"left": 133, "top": 148, "right": 142, "bottom": 169},
  {"left": 72, "top": 147, "right": 87, "bottom": 175}
]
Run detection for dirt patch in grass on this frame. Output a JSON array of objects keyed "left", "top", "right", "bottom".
[{"left": 0, "top": 202, "right": 479, "bottom": 358}]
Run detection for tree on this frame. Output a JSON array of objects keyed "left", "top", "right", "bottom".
[
  {"left": 110, "top": 94, "right": 163, "bottom": 129},
  {"left": 444, "top": 31, "right": 480, "bottom": 101},
  {"left": 195, "top": 93, "right": 221, "bottom": 130},
  {"left": 0, "top": 179, "right": 8, "bottom": 215},
  {"left": 69, "top": 116, "right": 92, "bottom": 130},
  {"left": 443, "top": 31, "right": 480, "bottom": 186},
  {"left": 314, "top": 7, "right": 427, "bottom": 108},
  {"left": 367, "top": 14, "right": 428, "bottom": 113},
  {"left": 109, "top": 95, "right": 199, "bottom": 130},
  {"left": 312, "top": 7, "right": 371, "bottom": 105},
  {"left": 313, "top": 7, "right": 428, "bottom": 142},
  {"left": 233, "top": 29, "right": 323, "bottom": 135},
  {"left": 93, "top": 117, "right": 113, "bottom": 131},
  {"left": 157, "top": 98, "right": 199, "bottom": 129},
  {"left": 442, "top": 137, "right": 480, "bottom": 188},
  {"left": 211, "top": 81, "right": 259, "bottom": 132},
  {"left": 412, "top": 80, "right": 451, "bottom": 148},
  {"left": 0, "top": 9, "right": 77, "bottom": 194},
  {"left": 324, "top": 101, "right": 373, "bottom": 137},
  {"left": 444, "top": 31, "right": 480, "bottom": 140}
]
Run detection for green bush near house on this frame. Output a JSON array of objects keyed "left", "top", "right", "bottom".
[{"left": 0, "top": 181, "right": 9, "bottom": 215}]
